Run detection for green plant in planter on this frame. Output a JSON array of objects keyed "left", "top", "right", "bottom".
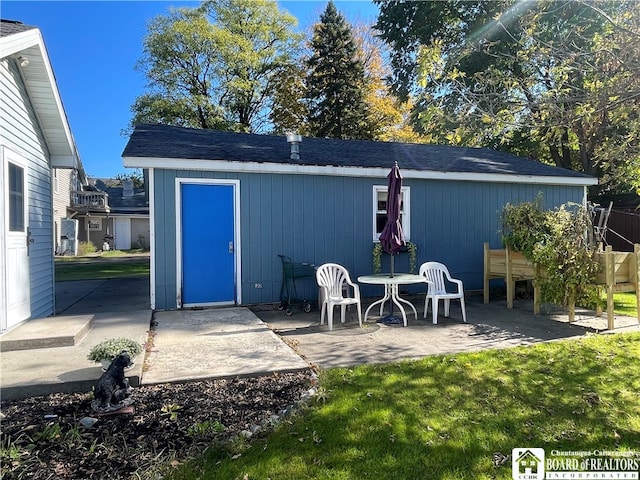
[
  {"left": 501, "top": 197, "right": 600, "bottom": 308},
  {"left": 87, "top": 337, "right": 143, "bottom": 363},
  {"left": 372, "top": 241, "right": 417, "bottom": 274},
  {"left": 406, "top": 241, "right": 417, "bottom": 274},
  {"left": 372, "top": 242, "right": 383, "bottom": 273}
]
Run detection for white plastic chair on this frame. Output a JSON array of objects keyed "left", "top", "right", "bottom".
[
  {"left": 316, "top": 263, "right": 362, "bottom": 331},
  {"left": 419, "top": 262, "right": 467, "bottom": 325}
]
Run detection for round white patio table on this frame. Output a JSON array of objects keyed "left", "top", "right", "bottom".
[{"left": 357, "top": 273, "right": 426, "bottom": 327}]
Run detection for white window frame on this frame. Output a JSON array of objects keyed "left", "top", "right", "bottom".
[
  {"left": 52, "top": 168, "right": 59, "bottom": 194},
  {"left": 7, "top": 161, "right": 26, "bottom": 233},
  {"left": 372, "top": 185, "right": 410, "bottom": 242}
]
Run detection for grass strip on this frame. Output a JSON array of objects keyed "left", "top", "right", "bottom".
[
  {"left": 613, "top": 292, "right": 638, "bottom": 318},
  {"left": 171, "top": 332, "right": 640, "bottom": 480},
  {"left": 54, "top": 258, "right": 149, "bottom": 281}
]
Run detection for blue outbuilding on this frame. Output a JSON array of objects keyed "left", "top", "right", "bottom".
[{"left": 122, "top": 123, "right": 597, "bottom": 311}]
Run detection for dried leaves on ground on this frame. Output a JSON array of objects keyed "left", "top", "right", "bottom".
[{"left": 1, "top": 370, "right": 315, "bottom": 479}]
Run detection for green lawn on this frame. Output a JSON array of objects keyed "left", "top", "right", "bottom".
[
  {"left": 54, "top": 252, "right": 149, "bottom": 281},
  {"left": 613, "top": 292, "right": 639, "bottom": 318},
  {"left": 170, "top": 332, "right": 640, "bottom": 480}
]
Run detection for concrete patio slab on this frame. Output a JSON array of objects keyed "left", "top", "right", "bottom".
[
  {"left": 2, "top": 274, "right": 638, "bottom": 403},
  {"left": 1, "top": 310, "right": 151, "bottom": 401},
  {"left": 142, "top": 308, "right": 310, "bottom": 385},
  {"left": 255, "top": 294, "right": 640, "bottom": 369},
  {"left": 0, "top": 314, "right": 92, "bottom": 352}
]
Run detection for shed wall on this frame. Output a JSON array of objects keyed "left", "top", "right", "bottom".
[
  {"left": 151, "top": 168, "right": 584, "bottom": 310},
  {"left": 1, "top": 58, "right": 54, "bottom": 318}
]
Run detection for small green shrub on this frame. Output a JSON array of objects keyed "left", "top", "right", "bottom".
[
  {"left": 101, "top": 249, "right": 124, "bottom": 257},
  {"left": 78, "top": 241, "right": 97, "bottom": 256},
  {"left": 161, "top": 403, "right": 182, "bottom": 421},
  {"left": 34, "top": 423, "right": 61, "bottom": 442},
  {"left": 187, "top": 420, "right": 225, "bottom": 437},
  {"left": 87, "top": 338, "right": 143, "bottom": 363}
]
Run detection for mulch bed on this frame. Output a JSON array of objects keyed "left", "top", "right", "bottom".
[{"left": 1, "top": 370, "right": 316, "bottom": 479}]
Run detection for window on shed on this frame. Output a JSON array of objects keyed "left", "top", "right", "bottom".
[{"left": 373, "top": 185, "right": 410, "bottom": 242}]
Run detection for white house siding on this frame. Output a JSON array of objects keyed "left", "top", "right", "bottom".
[
  {"left": 1, "top": 57, "right": 55, "bottom": 318},
  {"left": 83, "top": 216, "right": 150, "bottom": 251},
  {"left": 52, "top": 167, "right": 72, "bottom": 253}
]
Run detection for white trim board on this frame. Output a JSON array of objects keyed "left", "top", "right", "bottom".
[{"left": 124, "top": 156, "right": 598, "bottom": 187}]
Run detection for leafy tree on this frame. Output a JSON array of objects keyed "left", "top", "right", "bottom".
[
  {"left": 353, "top": 23, "right": 424, "bottom": 143},
  {"left": 269, "top": 64, "right": 309, "bottom": 135},
  {"left": 374, "top": 0, "right": 504, "bottom": 101},
  {"left": 130, "top": 0, "right": 301, "bottom": 133},
  {"left": 115, "top": 170, "right": 144, "bottom": 188},
  {"left": 305, "top": 1, "right": 374, "bottom": 140},
  {"left": 375, "top": 0, "right": 640, "bottom": 194}
]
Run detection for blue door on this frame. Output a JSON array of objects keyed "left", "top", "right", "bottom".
[{"left": 181, "top": 183, "right": 235, "bottom": 305}]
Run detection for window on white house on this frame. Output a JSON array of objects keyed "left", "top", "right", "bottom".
[
  {"left": 8, "top": 163, "right": 25, "bottom": 232},
  {"left": 87, "top": 218, "right": 102, "bottom": 231},
  {"left": 53, "top": 168, "right": 59, "bottom": 194},
  {"left": 373, "top": 185, "right": 410, "bottom": 242}
]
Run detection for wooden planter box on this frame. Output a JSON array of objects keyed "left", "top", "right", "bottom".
[
  {"left": 483, "top": 242, "right": 540, "bottom": 312},
  {"left": 483, "top": 242, "right": 640, "bottom": 328},
  {"left": 594, "top": 245, "right": 640, "bottom": 329}
]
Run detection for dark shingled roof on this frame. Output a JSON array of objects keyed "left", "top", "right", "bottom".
[
  {"left": 123, "top": 123, "right": 593, "bottom": 179},
  {"left": 92, "top": 179, "right": 148, "bottom": 214},
  {"left": 0, "top": 19, "right": 37, "bottom": 38}
]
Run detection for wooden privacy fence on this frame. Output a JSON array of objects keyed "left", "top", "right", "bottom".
[{"left": 483, "top": 242, "right": 640, "bottom": 328}]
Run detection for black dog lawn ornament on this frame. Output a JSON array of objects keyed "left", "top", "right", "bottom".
[{"left": 91, "top": 351, "right": 134, "bottom": 413}]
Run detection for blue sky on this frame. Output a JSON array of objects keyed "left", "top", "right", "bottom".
[{"left": 2, "top": 1, "right": 379, "bottom": 178}]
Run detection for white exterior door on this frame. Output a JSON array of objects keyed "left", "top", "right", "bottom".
[
  {"left": 2, "top": 147, "right": 30, "bottom": 331},
  {"left": 114, "top": 217, "right": 131, "bottom": 250}
]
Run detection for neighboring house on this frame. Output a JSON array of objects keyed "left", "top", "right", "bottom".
[
  {"left": 52, "top": 166, "right": 89, "bottom": 255},
  {"left": 73, "top": 177, "right": 149, "bottom": 251},
  {"left": 0, "top": 19, "right": 83, "bottom": 331},
  {"left": 122, "top": 123, "right": 598, "bottom": 311}
]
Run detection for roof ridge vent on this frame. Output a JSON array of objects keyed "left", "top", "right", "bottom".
[{"left": 286, "top": 133, "right": 302, "bottom": 161}]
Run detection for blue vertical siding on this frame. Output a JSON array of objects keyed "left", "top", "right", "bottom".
[
  {"left": 151, "top": 168, "right": 585, "bottom": 310},
  {"left": 408, "top": 180, "right": 583, "bottom": 293}
]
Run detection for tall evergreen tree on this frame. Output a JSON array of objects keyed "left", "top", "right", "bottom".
[{"left": 305, "top": 1, "right": 373, "bottom": 140}]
